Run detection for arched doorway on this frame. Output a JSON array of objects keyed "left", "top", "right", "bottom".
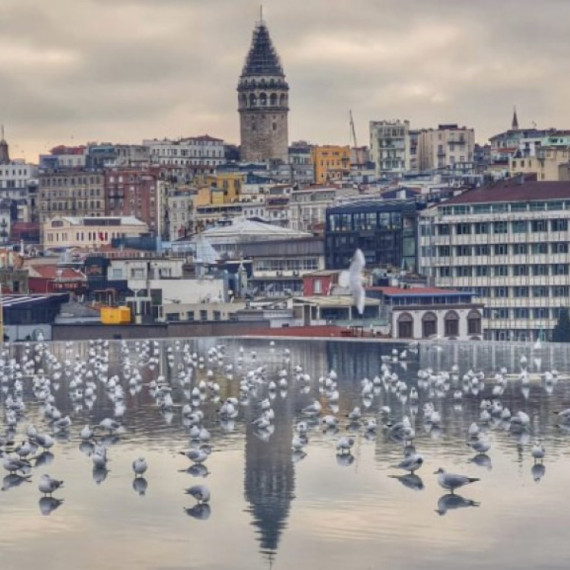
[
  {"left": 444, "top": 310, "right": 460, "bottom": 337},
  {"left": 422, "top": 311, "right": 437, "bottom": 338},
  {"left": 397, "top": 312, "right": 413, "bottom": 339},
  {"left": 467, "top": 309, "right": 482, "bottom": 335}
]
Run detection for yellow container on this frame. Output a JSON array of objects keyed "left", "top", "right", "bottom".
[{"left": 101, "top": 306, "right": 131, "bottom": 325}]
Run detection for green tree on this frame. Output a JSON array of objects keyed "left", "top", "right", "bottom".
[{"left": 552, "top": 308, "right": 570, "bottom": 342}]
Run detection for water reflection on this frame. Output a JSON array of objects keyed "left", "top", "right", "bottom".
[{"left": 2, "top": 338, "right": 570, "bottom": 569}]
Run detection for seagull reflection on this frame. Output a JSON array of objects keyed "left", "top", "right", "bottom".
[
  {"left": 79, "top": 442, "right": 94, "bottom": 457},
  {"left": 92, "top": 466, "right": 109, "bottom": 485},
  {"left": 336, "top": 453, "right": 354, "bottom": 467},
  {"left": 2, "top": 473, "right": 31, "bottom": 491},
  {"left": 184, "top": 503, "right": 211, "bottom": 520},
  {"left": 132, "top": 477, "right": 148, "bottom": 496},
  {"left": 39, "top": 496, "right": 64, "bottom": 516},
  {"left": 389, "top": 473, "right": 424, "bottom": 491},
  {"left": 469, "top": 454, "right": 493, "bottom": 470},
  {"left": 179, "top": 464, "right": 210, "bottom": 478},
  {"left": 436, "top": 494, "right": 480, "bottom": 516},
  {"left": 291, "top": 450, "right": 307, "bottom": 463},
  {"left": 33, "top": 451, "right": 54, "bottom": 468},
  {"left": 531, "top": 463, "right": 546, "bottom": 483}
]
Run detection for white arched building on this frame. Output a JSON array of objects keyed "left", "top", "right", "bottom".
[{"left": 367, "top": 287, "right": 484, "bottom": 341}]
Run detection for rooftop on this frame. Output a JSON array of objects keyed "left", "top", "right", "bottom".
[{"left": 440, "top": 179, "right": 570, "bottom": 206}]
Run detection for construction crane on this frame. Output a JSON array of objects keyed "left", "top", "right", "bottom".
[{"left": 349, "top": 110, "right": 358, "bottom": 148}]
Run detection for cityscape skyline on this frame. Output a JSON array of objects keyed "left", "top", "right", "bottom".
[{"left": 1, "top": 0, "right": 569, "bottom": 161}]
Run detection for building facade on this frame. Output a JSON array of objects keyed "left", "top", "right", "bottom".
[
  {"left": 369, "top": 120, "right": 410, "bottom": 176},
  {"left": 418, "top": 124, "right": 475, "bottom": 171},
  {"left": 325, "top": 199, "right": 423, "bottom": 271},
  {"left": 237, "top": 19, "right": 289, "bottom": 163},
  {"left": 367, "top": 287, "right": 483, "bottom": 340},
  {"left": 143, "top": 136, "right": 224, "bottom": 173},
  {"left": 419, "top": 179, "right": 570, "bottom": 341},
  {"left": 104, "top": 168, "right": 160, "bottom": 235},
  {"left": 38, "top": 171, "right": 105, "bottom": 224},
  {"left": 510, "top": 146, "right": 570, "bottom": 181},
  {"left": 311, "top": 145, "right": 350, "bottom": 184},
  {"left": 42, "top": 216, "right": 148, "bottom": 249}
]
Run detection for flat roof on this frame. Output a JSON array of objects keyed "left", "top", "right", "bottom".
[
  {"left": 292, "top": 295, "right": 380, "bottom": 308},
  {"left": 440, "top": 180, "right": 570, "bottom": 205}
]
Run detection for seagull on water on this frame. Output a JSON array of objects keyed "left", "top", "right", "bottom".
[
  {"left": 435, "top": 468, "right": 480, "bottom": 493},
  {"left": 38, "top": 474, "right": 64, "bottom": 496},
  {"left": 391, "top": 453, "right": 424, "bottom": 474},
  {"left": 185, "top": 484, "right": 210, "bottom": 504},
  {"left": 132, "top": 457, "right": 148, "bottom": 477}
]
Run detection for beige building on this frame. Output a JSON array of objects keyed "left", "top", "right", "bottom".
[
  {"left": 38, "top": 171, "right": 105, "bottom": 224},
  {"left": 510, "top": 146, "right": 570, "bottom": 181},
  {"left": 418, "top": 124, "right": 475, "bottom": 171},
  {"left": 43, "top": 216, "right": 148, "bottom": 249}
]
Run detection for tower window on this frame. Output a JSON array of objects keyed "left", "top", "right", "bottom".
[{"left": 272, "top": 123, "right": 277, "bottom": 131}]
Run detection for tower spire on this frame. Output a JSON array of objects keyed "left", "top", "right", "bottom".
[
  {"left": 512, "top": 105, "right": 519, "bottom": 130},
  {"left": 260, "top": 4, "right": 263, "bottom": 23}
]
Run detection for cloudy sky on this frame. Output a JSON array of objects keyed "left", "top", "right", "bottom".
[{"left": 1, "top": 0, "right": 568, "bottom": 161}]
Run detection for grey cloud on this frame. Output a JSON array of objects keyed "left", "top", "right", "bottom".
[{"left": 1, "top": 0, "right": 569, "bottom": 159}]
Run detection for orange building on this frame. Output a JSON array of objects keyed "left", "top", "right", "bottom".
[{"left": 311, "top": 145, "right": 350, "bottom": 184}]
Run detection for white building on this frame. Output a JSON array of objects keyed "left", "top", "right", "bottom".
[
  {"left": 42, "top": 216, "right": 148, "bottom": 249},
  {"left": 143, "top": 135, "right": 225, "bottom": 172},
  {"left": 167, "top": 189, "right": 195, "bottom": 241},
  {"left": 289, "top": 186, "right": 337, "bottom": 232},
  {"left": 369, "top": 120, "right": 410, "bottom": 176},
  {"left": 419, "top": 179, "right": 570, "bottom": 341}
]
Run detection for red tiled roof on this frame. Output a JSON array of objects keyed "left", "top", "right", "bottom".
[
  {"left": 368, "top": 287, "right": 461, "bottom": 296},
  {"left": 440, "top": 179, "right": 570, "bottom": 205},
  {"left": 29, "top": 265, "right": 86, "bottom": 280}
]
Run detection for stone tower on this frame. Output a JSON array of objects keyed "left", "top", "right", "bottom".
[
  {"left": 238, "top": 17, "right": 289, "bottom": 164},
  {"left": 0, "top": 126, "right": 9, "bottom": 165}
]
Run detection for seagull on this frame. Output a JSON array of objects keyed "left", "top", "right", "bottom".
[
  {"left": 391, "top": 453, "right": 424, "bottom": 474},
  {"left": 180, "top": 448, "right": 210, "bottom": 464},
  {"left": 336, "top": 436, "right": 354, "bottom": 455},
  {"left": 185, "top": 484, "right": 210, "bottom": 504},
  {"left": 132, "top": 457, "right": 148, "bottom": 477},
  {"left": 339, "top": 248, "right": 366, "bottom": 315},
  {"left": 531, "top": 441, "right": 545, "bottom": 463},
  {"left": 435, "top": 468, "right": 480, "bottom": 493},
  {"left": 38, "top": 474, "right": 64, "bottom": 496}
]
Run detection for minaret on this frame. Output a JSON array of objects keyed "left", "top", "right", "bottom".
[
  {"left": 237, "top": 15, "right": 289, "bottom": 163},
  {"left": 0, "top": 126, "right": 10, "bottom": 165},
  {"left": 512, "top": 106, "right": 519, "bottom": 130}
]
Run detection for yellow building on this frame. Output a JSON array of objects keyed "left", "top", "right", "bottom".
[
  {"left": 311, "top": 145, "right": 350, "bottom": 184},
  {"left": 510, "top": 147, "right": 570, "bottom": 181}
]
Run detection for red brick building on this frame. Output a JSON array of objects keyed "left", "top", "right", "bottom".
[{"left": 105, "top": 168, "right": 160, "bottom": 235}]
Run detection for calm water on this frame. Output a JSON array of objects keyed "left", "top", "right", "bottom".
[{"left": 2, "top": 338, "right": 570, "bottom": 570}]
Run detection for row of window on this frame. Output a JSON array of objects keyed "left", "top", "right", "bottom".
[
  {"left": 482, "top": 308, "right": 564, "bottom": 319},
  {"left": 429, "top": 242, "right": 570, "bottom": 257},
  {"left": 41, "top": 177, "right": 102, "bottom": 187},
  {"left": 432, "top": 219, "right": 568, "bottom": 236},
  {"left": 440, "top": 200, "right": 570, "bottom": 215},
  {"left": 467, "top": 285, "right": 569, "bottom": 298},
  {"left": 439, "top": 264, "right": 570, "bottom": 278}
]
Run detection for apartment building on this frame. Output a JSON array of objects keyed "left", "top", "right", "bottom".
[
  {"left": 369, "top": 120, "right": 410, "bottom": 176},
  {"left": 311, "top": 145, "right": 350, "bottom": 184},
  {"left": 419, "top": 179, "right": 570, "bottom": 341},
  {"left": 418, "top": 124, "right": 475, "bottom": 171},
  {"left": 38, "top": 171, "right": 105, "bottom": 224}
]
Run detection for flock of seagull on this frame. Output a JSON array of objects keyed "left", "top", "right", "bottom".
[{"left": 0, "top": 337, "right": 566, "bottom": 519}]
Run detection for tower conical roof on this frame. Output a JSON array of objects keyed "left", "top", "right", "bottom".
[
  {"left": 241, "top": 22, "right": 285, "bottom": 78},
  {"left": 512, "top": 106, "right": 519, "bottom": 130}
]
